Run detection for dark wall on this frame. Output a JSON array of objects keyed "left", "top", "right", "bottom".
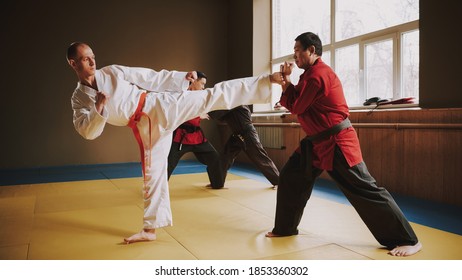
[
  {"left": 227, "top": 0, "right": 253, "bottom": 79},
  {"left": 199, "top": 0, "right": 254, "bottom": 151},
  {"left": 0, "top": 0, "right": 232, "bottom": 169},
  {"left": 419, "top": 0, "right": 462, "bottom": 108}
]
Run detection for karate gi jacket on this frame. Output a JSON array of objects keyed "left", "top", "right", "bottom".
[
  {"left": 280, "top": 58, "right": 363, "bottom": 170},
  {"left": 71, "top": 65, "right": 189, "bottom": 140}
]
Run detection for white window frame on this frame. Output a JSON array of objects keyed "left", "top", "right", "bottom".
[{"left": 270, "top": 0, "right": 419, "bottom": 111}]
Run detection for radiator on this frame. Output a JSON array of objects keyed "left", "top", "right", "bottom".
[{"left": 255, "top": 126, "right": 284, "bottom": 149}]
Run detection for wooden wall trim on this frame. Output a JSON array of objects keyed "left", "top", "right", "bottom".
[{"left": 253, "top": 122, "right": 462, "bottom": 130}]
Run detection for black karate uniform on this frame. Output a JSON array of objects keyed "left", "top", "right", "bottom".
[{"left": 209, "top": 105, "right": 280, "bottom": 186}]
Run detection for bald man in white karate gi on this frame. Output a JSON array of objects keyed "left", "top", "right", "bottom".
[{"left": 67, "top": 42, "right": 282, "bottom": 243}]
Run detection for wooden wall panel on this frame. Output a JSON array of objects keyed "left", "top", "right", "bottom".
[
  {"left": 402, "top": 129, "right": 444, "bottom": 198},
  {"left": 441, "top": 130, "right": 462, "bottom": 205}
]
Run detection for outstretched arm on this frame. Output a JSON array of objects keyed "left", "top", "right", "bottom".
[
  {"left": 112, "top": 65, "right": 191, "bottom": 92},
  {"left": 269, "top": 61, "right": 294, "bottom": 89}
]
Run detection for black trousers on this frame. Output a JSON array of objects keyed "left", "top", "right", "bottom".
[
  {"left": 272, "top": 146, "right": 418, "bottom": 249},
  {"left": 167, "top": 141, "right": 224, "bottom": 188},
  {"left": 221, "top": 126, "right": 280, "bottom": 186}
]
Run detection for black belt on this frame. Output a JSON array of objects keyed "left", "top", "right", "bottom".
[
  {"left": 300, "top": 118, "right": 352, "bottom": 179},
  {"left": 176, "top": 124, "right": 204, "bottom": 150},
  {"left": 178, "top": 123, "right": 202, "bottom": 133}
]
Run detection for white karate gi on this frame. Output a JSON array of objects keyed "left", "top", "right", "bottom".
[{"left": 71, "top": 65, "right": 272, "bottom": 228}]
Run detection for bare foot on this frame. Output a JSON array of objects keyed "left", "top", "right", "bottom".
[
  {"left": 265, "top": 232, "right": 282, "bottom": 238},
  {"left": 124, "top": 229, "right": 156, "bottom": 244},
  {"left": 388, "top": 242, "right": 422, "bottom": 257}
]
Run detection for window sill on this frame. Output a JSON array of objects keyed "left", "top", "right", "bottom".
[
  {"left": 251, "top": 110, "right": 290, "bottom": 117},
  {"left": 349, "top": 103, "right": 420, "bottom": 112},
  {"left": 253, "top": 103, "right": 421, "bottom": 116}
]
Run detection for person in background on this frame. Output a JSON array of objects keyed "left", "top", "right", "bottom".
[
  {"left": 167, "top": 72, "right": 224, "bottom": 189},
  {"left": 208, "top": 105, "right": 280, "bottom": 189}
]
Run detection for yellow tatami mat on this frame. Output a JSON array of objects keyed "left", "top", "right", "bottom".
[{"left": 0, "top": 172, "right": 461, "bottom": 260}]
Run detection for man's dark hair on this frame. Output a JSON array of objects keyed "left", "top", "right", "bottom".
[
  {"left": 295, "top": 32, "right": 322, "bottom": 56},
  {"left": 197, "top": 71, "right": 207, "bottom": 79},
  {"left": 66, "top": 42, "right": 87, "bottom": 61}
]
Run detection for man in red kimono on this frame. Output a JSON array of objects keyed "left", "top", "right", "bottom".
[
  {"left": 266, "top": 32, "right": 422, "bottom": 257},
  {"left": 167, "top": 72, "right": 224, "bottom": 189}
]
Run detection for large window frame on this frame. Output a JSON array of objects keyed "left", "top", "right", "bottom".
[{"left": 269, "top": 0, "right": 419, "bottom": 111}]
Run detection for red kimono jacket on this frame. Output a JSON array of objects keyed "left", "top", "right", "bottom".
[
  {"left": 172, "top": 117, "right": 206, "bottom": 145},
  {"left": 279, "top": 58, "right": 363, "bottom": 171}
]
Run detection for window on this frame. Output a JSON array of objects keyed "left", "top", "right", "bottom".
[{"left": 270, "top": 0, "right": 419, "bottom": 109}]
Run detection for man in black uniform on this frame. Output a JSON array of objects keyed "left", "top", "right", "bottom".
[{"left": 209, "top": 105, "right": 279, "bottom": 188}]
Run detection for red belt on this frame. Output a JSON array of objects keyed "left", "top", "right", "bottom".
[{"left": 127, "top": 92, "right": 151, "bottom": 178}]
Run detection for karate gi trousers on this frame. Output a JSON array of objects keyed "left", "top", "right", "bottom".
[
  {"left": 167, "top": 141, "right": 224, "bottom": 188},
  {"left": 272, "top": 145, "right": 419, "bottom": 249},
  {"left": 221, "top": 125, "right": 279, "bottom": 186}
]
